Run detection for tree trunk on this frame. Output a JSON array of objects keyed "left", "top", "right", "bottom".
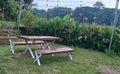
[
  {"left": 2, "top": 8, "right": 5, "bottom": 20},
  {"left": 17, "top": 0, "right": 23, "bottom": 31}
]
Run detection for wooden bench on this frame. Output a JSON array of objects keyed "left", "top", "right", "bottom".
[
  {"left": 0, "top": 29, "right": 14, "bottom": 33},
  {"left": 0, "top": 29, "right": 45, "bottom": 54},
  {"left": 0, "top": 36, "right": 18, "bottom": 40},
  {"left": 34, "top": 47, "right": 74, "bottom": 66},
  {"left": 0, "top": 29, "right": 15, "bottom": 36},
  {"left": 10, "top": 40, "right": 45, "bottom": 54},
  {"left": 0, "top": 36, "right": 45, "bottom": 54}
]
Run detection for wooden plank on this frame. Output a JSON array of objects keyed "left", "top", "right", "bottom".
[
  {"left": 36, "top": 47, "right": 74, "bottom": 55},
  {"left": 12, "top": 41, "right": 44, "bottom": 45},
  {"left": 17, "top": 36, "right": 61, "bottom": 40},
  {"left": 0, "top": 29, "right": 14, "bottom": 33},
  {"left": 0, "top": 36, "right": 18, "bottom": 40}
]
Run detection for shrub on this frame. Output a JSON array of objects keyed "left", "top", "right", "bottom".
[{"left": 23, "top": 11, "right": 34, "bottom": 35}]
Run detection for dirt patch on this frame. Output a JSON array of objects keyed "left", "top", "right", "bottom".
[{"left": 96, "top": 65, "right": 120, "bottom": 74}]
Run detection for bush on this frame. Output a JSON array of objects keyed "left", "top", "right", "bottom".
[{"left": 23, "top": 11, "right": 34, "bottom": 35}]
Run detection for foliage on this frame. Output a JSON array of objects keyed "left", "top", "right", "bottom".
[
  {"left": 5, "top": 0, "right": 19, "bottom": 21},
  {"left": 0, "top": 1, "right": 119, "bottom": 26},
  {"left": 23, "top": 0, "right": 33, "bottom": 10},
  {"left": 23, "top": 0, "right": 33, "bottom": 5},
  {"left": 0, "top": 0, "right": 7, "bottom": 20},
  {"left": 23, "top": 11, "right": 34, "bottom": 35},
  {"left": 0, "top": 20, "right": 15, "bottom": 26},
  {"left": 33, "top": 6, "right": 120, "bottom": 26},
  {"left": 93, "top": 1, "right": 105, "bottom": 9},
  {"left": 47, "top": 7, "right": 72, "bottom": 19},
  {"left": 112, "top": 29, "right": 120, "bottom": 55},
  {"left": 20, "top": 16, "right": 120, "bottom": 55},
  {"left": 0, "top": 0, "right": 19, "bottom": 21}
]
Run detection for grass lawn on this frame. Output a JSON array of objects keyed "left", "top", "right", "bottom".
[
  {"left": 0, "top": 20, "right": 15, "bottom": 26},
  {"left": 0, "top": 20, "right": 23, "bottom": 27},
  {"left": 0, "top": 43, "right": 120, "bottom": 74}
]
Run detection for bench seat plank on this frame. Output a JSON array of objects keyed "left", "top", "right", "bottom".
[
  {"left": 0, "top": 29, "right": 14, "bottom": 33},
  {"left": 37, "top": 47, "right": 74, "bottom": 55},
  {"left": 34, "top": 47, "right": 74, "bottom": 66},
  {"left": 0, "top": 36, "right": 18, "bottom": 40},
  {"left": 12, "top": 41, "right": 44, "bottom": 45}
]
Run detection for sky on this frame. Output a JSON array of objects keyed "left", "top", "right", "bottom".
[{"left": 33, "top": 0, "right": 118, "bottom": 10}]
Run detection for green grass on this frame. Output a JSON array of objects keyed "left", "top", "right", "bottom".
[
  {"left": 0, "top": 20, "right": 24, "bottom": 27},
  {"left": 0, "top": 20, "right": 15, "bottom": 27},
  {"left": 0, "top": 44, "right": 120, "bottom": 74}
]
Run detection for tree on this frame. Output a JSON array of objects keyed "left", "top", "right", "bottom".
[
  {"left": 17, "top": 0, "right": 33, "bottom": 30},
  {"left": 23, "top": 0, "right": 33, "bottom": 10},
  {"left": 23, "top": 0, "right": 33, "bottom": 5},
  {"left": 47, "top": 7, "right": 72, "bottom": 19},
  {"left": 0, "top": 0, "right": 19, "bottom": 21},
  {"left": 23, "top": 11, "right": 34, "bottom": 35},
  {"left": 5, "top": 0, "right": 19, "bottom": 20},
  {"left": 0, "top": 0, "right": 7, "bottom": 20},
  {"left": 93, "top": 1, "right": 105, "bottom": 9}
]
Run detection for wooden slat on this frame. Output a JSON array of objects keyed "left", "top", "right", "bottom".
[
  {"left": 0, "top": 36, "right": 18, "bottom": 40},
  {"left": 0, "top": 29, "right": 14, "bottom": 33},
  {"left": 36, "top": 47, "right": 74, "bottom": 55},
  {"left": 13, "top": 41, "right": 44, "bottom": 45},
  {"left": 17, "top": 36, "right": 61, "bottom": 40}
]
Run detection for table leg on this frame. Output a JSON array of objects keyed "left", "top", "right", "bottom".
[
  {"left": 24, "top": 40, "right": 35, "bottom": 59},
  {"left": 44, "top": 41, "right": 55, "bottom": 56},
  {"left": 43, "top": 40, "right": 55, "bottom": 50},
  {"left": 34, "top": 51, "right": 41, "bottom": 66}
]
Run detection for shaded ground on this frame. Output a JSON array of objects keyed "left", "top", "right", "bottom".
[{"left": 97, "top": 65, "right": 120, "bottom": 74}]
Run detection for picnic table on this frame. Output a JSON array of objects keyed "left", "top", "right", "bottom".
[
  {"left": 18, "top": 36, "right": 74, "bottom": 66},
  {"left": 17, "top": 36, "right": 60, "bottom": 59},
  {"left": 0, "top": 35, "right": 74, "bottom": 66}
]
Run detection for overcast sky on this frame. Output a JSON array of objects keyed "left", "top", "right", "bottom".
[{"left": 33, "top": 0, "right": 118, "bottom": 10}]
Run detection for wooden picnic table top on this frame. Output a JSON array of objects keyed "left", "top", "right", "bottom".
[
  {"left": 0, "top": 36, "right": 18, "bottom": 40},
  {"left": 17, "top": 36, "right": 61, "bottom": 40}
]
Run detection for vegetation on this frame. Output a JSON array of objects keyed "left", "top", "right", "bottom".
[
  {"left": 0, "top": 0, "right": 19, "bottom": 21},
  {"left": 0, "top": 44, "right": 120, "bottom": 74},
  {"left": 0, "top": 13, "right": 120, "bottom": 55},
  {"left": 0, "top": 20, "right": 15, "bottom": 26},
  {"left": 93, "top": 1, "right": 105, "bottom": 9},
  {"left": 19, "top": 15, "right": 120, "bottom": 55},
  {"left": 0, "top": 1, "right": 120, "bottom": 74},
  {"left": 0, "top": 0, "right": 33, "bottom": 24},
  {"left": 34, "top": 7, "right": 119, "bottom": 26},
  {"left": 23, "top": 11, "right": 34, "bottom": 35},
  {"left": 0, "top": 0, "right": 120, "bottom": 26}
]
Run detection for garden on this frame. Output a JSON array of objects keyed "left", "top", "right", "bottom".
[
  {"left": 0, "top": 12, "right": 120, "bottom": 74},
  {"left": 0, "top": 0, "right": 120, "bottom": 74}
]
